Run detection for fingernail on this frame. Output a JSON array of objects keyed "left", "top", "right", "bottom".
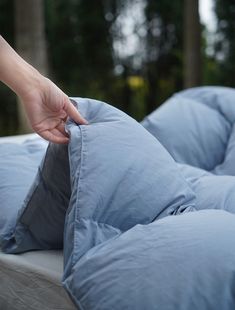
[{"left": 81, "top": 119, "right": 89, "bottom": 125}]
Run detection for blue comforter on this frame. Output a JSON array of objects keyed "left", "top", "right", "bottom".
[
  {"left": 61, "top": 87, "right": 235, "bottom": 309},
  {"left": 2, "top": 86, "right": 235, "bottom": 309}
]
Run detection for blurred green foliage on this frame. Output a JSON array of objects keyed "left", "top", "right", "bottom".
[
  {"left": 213, "top": 0, "right": 235, "bottom": 86},
  {"left": 0, "top": 0, "right": 235, "bottom": 135},
  {"left": 0, "top": 0, "right": 18, "bottom": 135}
]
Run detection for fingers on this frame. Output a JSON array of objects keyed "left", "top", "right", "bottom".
[
  {"left": 39, "top": 128, "right": 69, "bottom": 144},
  {"left": 65, "top": 99, "right": 88, "bottom": 125},
  {"left": 56, "top": 120, "right": 69, "bottom": 138}
]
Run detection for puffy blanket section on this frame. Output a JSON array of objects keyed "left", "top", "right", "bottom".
[
  {"left": 3, "top": 87, "right": 235, "bottom": 309},
  {"left": 62, "top": 97, "right": 196, "bottom": 304},
  {"left": 64, "top": 210, "right": 235, "bottom": 310},
  {"left": 142, "top": 86, "right": 235, "bottom": 214}
]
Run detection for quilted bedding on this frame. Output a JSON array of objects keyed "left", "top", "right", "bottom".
[
  {"left": 2, "top": 86, "right": 235, "bottom": 310},
  {"left": 142, "top": 86, "right": 235, "bottom": 212}
]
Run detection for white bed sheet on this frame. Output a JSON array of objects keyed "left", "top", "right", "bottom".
[{"left": 0, "top": 250, "right": 76, "bottom": 310}]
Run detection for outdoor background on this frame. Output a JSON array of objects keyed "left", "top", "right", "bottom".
[{"left": 0, "top": 0, "right": 234, "bottom": 136}]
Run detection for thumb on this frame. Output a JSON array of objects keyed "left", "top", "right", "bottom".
[{"left": 65, "top": 98, "right": 88, "bottom": 125}]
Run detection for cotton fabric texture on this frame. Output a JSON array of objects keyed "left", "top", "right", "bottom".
[{"left": 141, "top": 86, "right": 235, "bottom": 215}]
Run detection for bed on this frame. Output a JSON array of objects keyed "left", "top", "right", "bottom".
[
  {"left": 1, "top": 87, "right": 235, "bottom": 309},
  {"left": 0, "top": 249, "right": 75, "bottom": 310}
]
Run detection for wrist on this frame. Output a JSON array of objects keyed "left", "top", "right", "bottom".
[
  {"left": 0, "top": 36, "right": 45, "bottom": 102},
  {"left": 14, "top": 63, "right": 43, "bottom": 100}
]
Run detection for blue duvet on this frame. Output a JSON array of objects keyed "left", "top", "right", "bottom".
[{"left": 62, "top": 87, "right": 235, "bottom": 309}]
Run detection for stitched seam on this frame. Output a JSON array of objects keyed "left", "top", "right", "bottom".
[{"left": 71, "top": 125, "right": 86, "bottom": 268}]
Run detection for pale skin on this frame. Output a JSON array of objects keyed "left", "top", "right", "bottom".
[{"left": 0, "top": 36, "right": 87, "bottom": 144}]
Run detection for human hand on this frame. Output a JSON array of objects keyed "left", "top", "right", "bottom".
[
  {"left": 0, "top": 36, "right": 87, "bottom": 143},
  {"left": 21, "top": 76, "right": 88, "bottom": 144}
]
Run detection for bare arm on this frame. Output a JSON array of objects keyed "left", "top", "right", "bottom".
[{"left": 0, "top": 36, "right": 87, "bottom": 144}]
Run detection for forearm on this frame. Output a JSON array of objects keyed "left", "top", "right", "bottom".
[{"left": 0, "top": 35, "right": 42, "bottom": 100}]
